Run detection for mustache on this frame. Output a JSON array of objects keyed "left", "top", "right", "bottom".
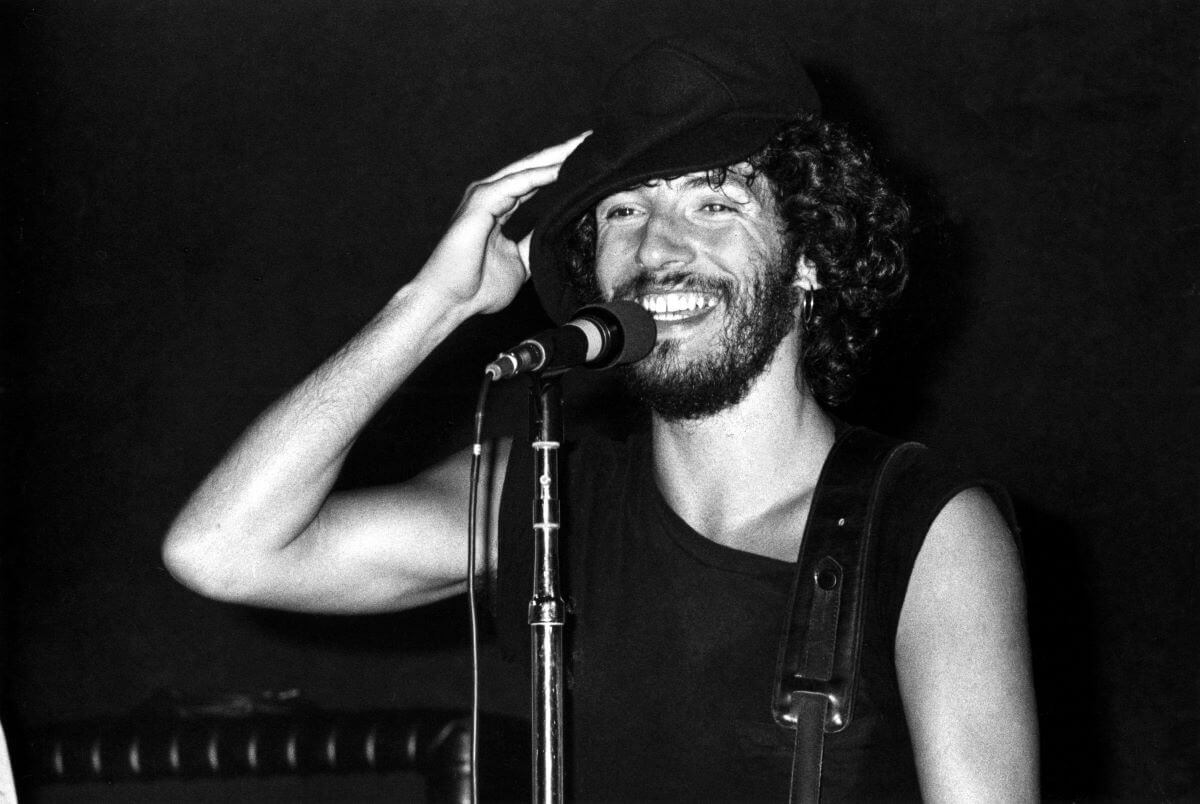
[{"left": 611, "top": 271, "right": 734, "bottom": 301}]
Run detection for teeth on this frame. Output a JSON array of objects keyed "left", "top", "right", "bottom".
[{"left": 637, "top": 292, "right": 718, "bottom": 319}]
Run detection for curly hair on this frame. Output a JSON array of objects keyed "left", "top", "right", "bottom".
[{"left": 562, "top": 113, "right": 911, "bottom": 406}]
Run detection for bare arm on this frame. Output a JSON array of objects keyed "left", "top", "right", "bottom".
[
  {"left": 895, "top": 488, "right": 1040, "bottom": 801},
  {"left": 162, "top": 134, "right": 587, "bottom": 613}
]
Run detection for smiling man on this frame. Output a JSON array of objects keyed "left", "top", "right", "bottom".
[
  {"left": 164, "top": 33, "right": 1038, "bottom": 801},
  {"left": 595, "top": 168, "right": 803, "bottom": 421}
]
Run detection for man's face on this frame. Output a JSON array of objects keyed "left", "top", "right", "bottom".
[{"left": 592, "top": 166, "right": 800, "bottom": 419}]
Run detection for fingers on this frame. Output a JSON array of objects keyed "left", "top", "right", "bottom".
[
  {"left": 462, "top": 163, "right": 562, "bottom": 221},
  {"left": 480, "top": 131, "right": 591, "bottom": 183},
  {"left": 454, "top": 131, "right": 590, "bottom": 234}
]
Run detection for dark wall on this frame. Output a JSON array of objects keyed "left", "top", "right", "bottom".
[{"left": 4, "top": 0, "right": 1196, "bottom": 799}]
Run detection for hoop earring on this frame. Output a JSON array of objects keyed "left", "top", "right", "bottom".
[{"left": 800, "top": 289, "right": 815, "bottom": 326}]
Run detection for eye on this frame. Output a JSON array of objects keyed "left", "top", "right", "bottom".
[
  {"left": 698, "top": 199, "right": 746, "bottom": 216},
  {"left": 602, "top": 204, "right": 641, "bottom": 220}
]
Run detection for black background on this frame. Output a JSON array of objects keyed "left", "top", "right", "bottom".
[{"left": 3, "top": 0, "right": 1196, "bottom": 799}]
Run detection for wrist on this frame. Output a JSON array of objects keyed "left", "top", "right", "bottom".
[{"left": 388, "top": 276, "right": 477, "bottom": 335}]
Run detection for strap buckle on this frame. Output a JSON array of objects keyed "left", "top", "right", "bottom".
[{"left": 773, "top": 682, "right": 849, "bottom": 732}]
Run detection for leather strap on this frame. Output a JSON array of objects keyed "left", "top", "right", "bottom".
[
  {"left": 773, "top": 427, "right": 909, "bottom": 803},
  {"left": 788, "top": 693, "right": 830, "bottom": 804}
]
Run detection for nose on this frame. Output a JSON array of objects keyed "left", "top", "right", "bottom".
[{"left": 635, "top": 211, "right": 694, "bottom": 271}]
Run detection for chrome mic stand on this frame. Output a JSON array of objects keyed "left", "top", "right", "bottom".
[{"left": 527, "top": 372, "right": 565, "bottom": 803}]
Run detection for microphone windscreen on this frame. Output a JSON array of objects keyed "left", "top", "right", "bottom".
[{"left": 576, "top": 300, "right": 657, "bottom": 368}]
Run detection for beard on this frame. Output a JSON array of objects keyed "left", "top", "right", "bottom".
[{"left": 616, "top": 257, "right": 799, "bottom": 421}]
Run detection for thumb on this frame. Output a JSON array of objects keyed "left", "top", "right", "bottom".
[{"left": 517, "top": 232, "right": 533, "bottom": 281}]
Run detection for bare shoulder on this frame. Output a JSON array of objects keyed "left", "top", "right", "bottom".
[
  {"left": 895, "top": 487, "right": 1039, "bottom": 801},
  {"left": 895, "top": 487, "right": 1028, "bottom": 687},
  {"left": 906, "top": 487, "right": 1024, "bottom": 609}
]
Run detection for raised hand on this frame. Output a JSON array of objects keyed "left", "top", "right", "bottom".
[{"left": 415, "top": 132, "right": 590, "bottom": 316}]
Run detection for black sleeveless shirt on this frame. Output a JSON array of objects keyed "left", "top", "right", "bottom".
[{"left": 494, "top": 426, "right": 1014, "bottom": 801}]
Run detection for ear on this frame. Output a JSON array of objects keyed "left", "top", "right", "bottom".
[{"left": 792, "top": 255, "right": 822, "bottom": 291}]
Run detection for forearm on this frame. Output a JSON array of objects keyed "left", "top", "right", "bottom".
[{"left": 163, "top": 279, "right": 473, "bottom": 590}]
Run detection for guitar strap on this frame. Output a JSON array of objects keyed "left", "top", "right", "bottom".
[{"left": 772, "top": 427, "right": 912, "bottom": 803}]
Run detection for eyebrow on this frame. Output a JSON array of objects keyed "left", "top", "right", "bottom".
[
  {"left": 679, "top": 174, "right": 751, "bottom": 194},
  {"left": 601, "top": 172, "right": 753, "bottom": 204}
]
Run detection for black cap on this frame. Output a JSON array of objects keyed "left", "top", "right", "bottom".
[{"left": 505, "top": 32, "right": 821, "bottom": 323}]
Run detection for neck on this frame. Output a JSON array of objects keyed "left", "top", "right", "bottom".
[{"left": 649, "top": 335, "right": 837, "bottom": 557}]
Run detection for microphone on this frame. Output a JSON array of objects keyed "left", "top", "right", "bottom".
[{"left": 485, "top": 300, "right": 657, "bottom": 380}]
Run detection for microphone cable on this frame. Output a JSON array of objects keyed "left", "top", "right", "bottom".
[{"left": 466, "top": 371, "right": 492, "bottom": 804}]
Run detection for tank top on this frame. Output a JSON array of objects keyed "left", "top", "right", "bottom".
[{"left": 494, "top": 424, "right": 1015, "bottom": 801}]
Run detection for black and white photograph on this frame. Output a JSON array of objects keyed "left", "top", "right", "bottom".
[{"left": 3, "top": 1, "right": 1195, "bottom": 800}]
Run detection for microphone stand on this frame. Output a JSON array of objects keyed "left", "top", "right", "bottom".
[{"left": 527, "top": 372, "right": 565, "bottom": 803}]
